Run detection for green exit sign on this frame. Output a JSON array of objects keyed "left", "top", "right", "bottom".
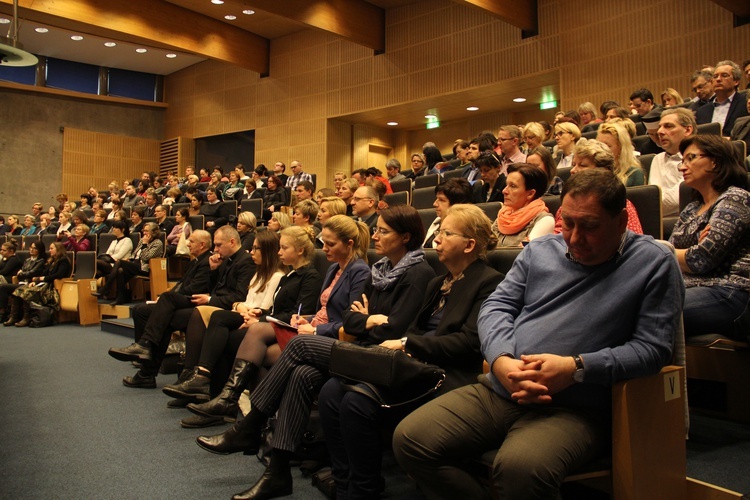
[{"left": 540, "top": 101, "right": 557, "bottom": 110}]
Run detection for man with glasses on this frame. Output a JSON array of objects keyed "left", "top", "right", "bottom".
[
  {"left": 285, "top": 160, "right": 313, "bottom": 190},
  {"left": 696, "top": 60, "right": 749, "bottom": 136},
  {"left": 351, "top": 186, "right": 379, "bottom": 236},
  {"left": 629, "top": 88, "right": 661, "bottom": 118},
  {"left": 497, "top": 125, "right": 527, "bottom": 176},
  {"left": 688, "top": 69, "right": 715, "bottom": 112},
  {"left": 153, "top": 204, "right": 175, "bottom": 235},
  {"left": 108, "top": 227, "right": 254, "bottom": 390}
]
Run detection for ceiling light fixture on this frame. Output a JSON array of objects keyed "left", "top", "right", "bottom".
[
  {"left": 243, "top": 9, "right": 255, "bottom": 15},
  {"left": 34, "top": 27, "right": 49, "bottom": 33},
  {"left": 387, "top": 122, "right": 398, "bottom": 126},
  {"left": 424, "top": 114, "right": 437, "bottom": 119},
  {"left": 225, "top": 15, "right": 237, "bottom": 20},
  {"left": 0, "top": 18, "right": 11, "bottom": 25},
  {"left": 166, "top": 53, "right": 177, "bottom": 59},
  {"left": 211, "top": 0, "right": 224, "bottom": 4},
  {"left": 135, "top": 48, "right": 148, "bottom": 53},
  {"left": 466, "top": 106, "right": 479, "bottom": 111},
  {"left": 104, "top": 42, "right": 117, "bottom": 47},
  {"left": 71, "top": 35, "right": 84, "bottom": 41},
  {"left": 0, "top": 0, "right": 39, "bottom": 66},
  {"left": 513, "top": 97, "right": 526, "bottom": 103}
]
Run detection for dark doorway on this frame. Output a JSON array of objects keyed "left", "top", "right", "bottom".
[{"left": 195, "top": 130, "right": 255, "bottom": 174}]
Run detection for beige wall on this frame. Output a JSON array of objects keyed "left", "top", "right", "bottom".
[{"left": 162, "top": 0, "right": 750, "bottom": 191}]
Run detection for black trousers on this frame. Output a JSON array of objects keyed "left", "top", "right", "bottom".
[{"left": 133, "top": 291, "right": 195, "bottom": 376}]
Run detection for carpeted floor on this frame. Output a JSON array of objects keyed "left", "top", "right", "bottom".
[{"left": 1, "top": 324, "right": 748, "bottom": 498}]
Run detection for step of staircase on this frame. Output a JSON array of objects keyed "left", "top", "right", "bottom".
[{"left": 100, "top": 317, "right": 134, "bottom": 338}]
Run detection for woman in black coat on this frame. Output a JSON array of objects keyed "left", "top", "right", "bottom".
[
  {"left": 1, "top": 241, "right": 47, "bottom": 324},
  {"left": 262, "top": 174, "right": 288, "bottom": 221}
]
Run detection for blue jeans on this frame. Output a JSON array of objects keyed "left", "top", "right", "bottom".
[{"left": 683, "top": 285, "right": 750, "bottom": 340}]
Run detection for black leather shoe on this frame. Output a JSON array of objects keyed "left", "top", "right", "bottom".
[
  {"left": 180, "top": 415, "right": 226, "bottom": 428},
  {"left": 231, "top": 468, "right": 293, "bottom": 500},
  {"left": 108, "top": 342, "right": 152, "bottom": 362},
  {"left": 122, "top": 372, "right": 156, "bottom": 389},
  {"left": 187, "top": 396, "right": 238, "bottom": 421},
  {"left": 162, "top": 368, "right": 210, "bottom": 401},
  {"left": 195, "top": 423, "right": 261, "bottom": 455}
]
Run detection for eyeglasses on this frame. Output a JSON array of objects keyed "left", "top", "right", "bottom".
[
  {"left": 372, "top": 227, "right": 393, "bottom": 236},
  {"left": 352, "top": 196, "right": 372, "bottom": 202},
  {"left": 683, "top": 153, "right": 709, "bottom": 164},
  {"left": 498, "top": 137, "right": 514, "bottom": 142},
  {"left": 434, "top": 228, "right": 468, "bottom": 239},
  {"left": 554, "top": 132, "right": 568, "bottom": 138}
]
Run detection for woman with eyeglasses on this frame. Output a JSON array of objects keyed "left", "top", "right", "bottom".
[
  {"left": 669, "top": 135, "right": 750, "bottom": 339},
  {"left": 492, "top": 163, "right": 555, "bottom": 247},
  {"left": 194, "top": 207, "right": 441, "bottom": 500},
  {"left": 404, "top": 153, "right": 428, "bottom": 180},
  {"left": 553, "top": 122, "right": 581, "bottom": 169}
]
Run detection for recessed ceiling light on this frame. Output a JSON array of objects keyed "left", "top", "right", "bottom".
[
  {"left": 135, "top": 48, "right": 148, "bottom": 53},
  {"left": 34, "top": 27, "right": 49, "bottom": 33},
  {"left": 387, "top": 122, "right": 398, "bottom": 126},
  {"left": 0, "top": 18, "right": 11, "bottom": 25},
  {"left": 166, "top": 53, "right": 177, "bottom": 59},
  {"left": 211, "top": 0, "right": 224, "bottom": 4},
  {"left": 513, "top": 97, "right": 527, "bottom": 103},
  {"left": 424, "top": 114, "right": 437, "bottom": 119},
  {"left": 466, "top": 106, "right": 479, "bottom": 111},
  {"left": 242, "top": 9, "right": 255, "bottom": 15},
  {"left": 104, "top": 42, "right": 117, "bottom": 47},
  {"left": 225, "top": 15, "right": 237, "bottom": 20},
  {"left": 70, "top": 35, "right": 84, "bottom": 41}
]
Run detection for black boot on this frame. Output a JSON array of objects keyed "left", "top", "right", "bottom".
[
  {"left": 15, "top": 301, "right": 32, "bottom": 327},
  {"left": 3, "top": 299, "right": 19, "bottom": 326},
  {"left": 195, "top": 408, "right": 265, "bottom": 455},
  {"left": 187, "top": 360, "right": 258, "bottom": 421},
  {"left": 162, "top": 367, "right": 211, "bottom": 401},
  {"left": 231, "top": 451, "right": 293, "bottom": 500}
]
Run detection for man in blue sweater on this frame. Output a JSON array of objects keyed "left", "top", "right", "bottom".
[{"left": 394, "top": 169, "right": 685, "bottom": 499}]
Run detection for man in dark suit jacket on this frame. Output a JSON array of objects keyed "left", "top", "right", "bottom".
[
  {"left": 688, "top": 69, "right": 715, "bottom": 112},
  {"left": 108, "top": 227, "right": 255, "bottom": 388},
  {"left": 695, "top": 61, "right": 749, "bottom": 135},
  {"left": 730, "top": 97, "right": 750, "bottom": 150}
]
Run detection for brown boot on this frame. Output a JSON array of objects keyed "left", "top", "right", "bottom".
[
  {"left": 3, "top": 298, "right": 20, "bottom": 326},
  {"left": 15, "top": 301, "right": 32, "bottom": 327}
]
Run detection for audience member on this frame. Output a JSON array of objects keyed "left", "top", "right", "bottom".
[
  {"left": 351, "top": 185, "right": 379, "bottom": 235},
  {"left": 553, "top": 122, "right": 580, "bottom": 169},
  {"left": 424, "top": 178, "right": 474, "bottom": 248},
  {"left": 661, "top": 88, "right": 684, "bottom": 107},
  {"left": 689, "top": 69, "right": 715, "bottom": 112},
  {"left": 476, "top": 151, "right": 505, "bottom": 203},
  {"left": 497, "top": 125, "right": 527, "bottom": 175},
  {"left": 695, "top": 60, "right": 749, "bottom": 135},
  {"left": 294, "top": 181, "right": 315, "bottom": 202},
  {"left": 96, "top": 220, "right": 133, "bottom": 279},
  {"left": 0, "top": 241, "right": 22, "bottom": 285},
  {"left": 273, "top": 162, "right": 288, "bottom": 187},
  {"left": 596, "top": 122, "right": 646, "bottom": 186},
  {"left": 337, "top": 178, "right": 359, "bottom": 216},
  {"left": 650, "top": 108, "right": 696, "bottom": 216},
  {"left": 262, "top": 175, "right": 288, "bottom": 220},
  {"left": 285, "top": 160, "right": 313, "bottom": 189},
  {"left": 166, "top": 208, "right": 192, "bottom": 256},
  {"left": 1, "top": 241, "right": 46, "bottom": 325},
  {"left": 492, "top": 164, "right": 554, "bottom": 246},
  {"left": 527, "top": 146, "right": 563, "bottom": 195},
  {"left": 630, "top": 88, "right": 662, "bottom": 117},
  {"left": 267, "top": 212, "right": 291, "bottom": 233},
  {"left": 670, "top": 135, "right": 750, "bottom": 340}
]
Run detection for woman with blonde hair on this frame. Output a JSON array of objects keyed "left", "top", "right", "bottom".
[
  {"left": 267, "top": 211, "right": 291, "bottom": 233},
  {"left": 292, "top": 199, "right": 320, "bottom": 239},
  {"left": 316, "top": 196, "right": 348, "bottom": 248},
  {"left": 236, "top": 211, "right": 257, "bottom": 254},
  {"left": 553, "top": 121, "right": 581, "bottom": 169},
  {"left": 661, "top": 88, "right": 684, "bottom": 107},
  {"left": 596, "top": 121, "right": 645, "bottom": 186},
  {"left": 522, "top": 122, "right": 546, "bottom": 153},
  {"left": 577, "top": 101, "right": 601, "bottom": 127},
  {"left": 337, "top": 178, "right": 360, "bottom": 216}
]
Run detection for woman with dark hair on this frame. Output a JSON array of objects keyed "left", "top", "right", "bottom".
[
  {"left": 493, "top": 163, "right": 555, "bottom": 246},
  {"left": 526, "top": 146, "right": 563, "bottom": 195},
  {"left": 10, "top": 242, "right": 71, "bottom": 327},
  {"left": 166, "top": 207, "right": 192, "bottom": 256},
  {"left": 188, "top": 191, "right": 204, "bottom": 217},
  {"left": 670, "top": 135, "right": 750, "bottom": 339},
  {"left": 424, "top": 146, "right": 449, "bottom": 175},
  {"left": 0, "top": 241, "right": 22, "bottom": 285},
  {"left": 96, "top": 222, "right": 164, "bottom": 305},
  {"left": 262, "top": 174, "right": 288, "bottom": 221},
  {"left": 1, "top": 241, "right": 46, "bottom": 325},
  {"left": 194, "top": 207, "right": 438, "bottom": 498},
  {"left": 476, "top": 151, "right": 506, "bottom": 203}
]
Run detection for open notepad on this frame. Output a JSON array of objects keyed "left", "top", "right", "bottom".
[{"left": 266, "top": 316, "right": 297, "bottom": 350}]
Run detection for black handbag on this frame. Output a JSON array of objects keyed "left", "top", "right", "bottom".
[{"left": 328, "top": 341, "right": 446, "bottom": 408}]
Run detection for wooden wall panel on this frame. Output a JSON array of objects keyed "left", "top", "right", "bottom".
[{"left": 62, "top": 128, "right": 159, "bottom": 196}]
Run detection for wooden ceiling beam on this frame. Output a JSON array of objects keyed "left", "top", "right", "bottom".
[
  {"left": 709, "top": 0, "right": 750, "bottom": 18},
  {"left": 242, "top": 0, "right": 385, "bottom": 52},
  {"left": 453, "top": 0, "right": 537, "bottom": 34},
  {"left": 0, "top": 0, "right": 270, "bottom": 74}
]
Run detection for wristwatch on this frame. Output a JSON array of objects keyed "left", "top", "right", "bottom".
[
  {"left": 400, "top": 337, "right": 408, "bottom": 350},
  {"left": 572, "top": 355, "right": 584, "bottom": 383}
]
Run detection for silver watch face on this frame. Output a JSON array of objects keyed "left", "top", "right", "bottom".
[{"left": 573, "top": 369, "right": 584, "bottom": 383}]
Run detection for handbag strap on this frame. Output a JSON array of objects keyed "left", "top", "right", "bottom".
[{"left": 339, "top": 374, "right": 446, "bottom": 409}]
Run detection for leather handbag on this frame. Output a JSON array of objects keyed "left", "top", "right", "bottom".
[{"left": 328, "top": 341, "right": 446, "bottom": 408}]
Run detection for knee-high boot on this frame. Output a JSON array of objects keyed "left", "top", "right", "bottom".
[
  {"left": 3, "top": 297, "right": 20, "bottom": 326},
  {"left": 187, "top": 360, "right": 258, "bottom": 421},
  {"left": 15, "top": 301, "right": 32, "bottom": 327}
]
